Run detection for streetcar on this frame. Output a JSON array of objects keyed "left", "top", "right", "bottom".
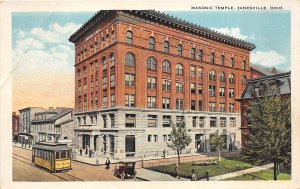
[{"left": 32, "top": 142, "right": 72, "bottom": 172}]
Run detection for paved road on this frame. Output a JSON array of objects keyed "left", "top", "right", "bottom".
[{"left": 13, "top": 146, "right": 120, "bottom": 181}]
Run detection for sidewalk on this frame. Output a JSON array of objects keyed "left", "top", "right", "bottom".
[
  {"left": 13, "top": 142, "right": 32, "bottom": 150},
  {"left": 136, "top": 168, "right": 189, "bottom": 181},
  {"left": 200, "top": 163, "right": 274, "bottom": 181}
]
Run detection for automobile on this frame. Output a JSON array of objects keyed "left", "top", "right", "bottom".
[{"left": 114, "top": 161, "right": 136, "bottom": 180}]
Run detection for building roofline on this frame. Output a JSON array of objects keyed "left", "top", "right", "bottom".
[
  {"left": 247, "top": 71, "right": 291, "bottom": 83},
  {"left": 69, "top": 10, "right": 256, "bottom": 51}
]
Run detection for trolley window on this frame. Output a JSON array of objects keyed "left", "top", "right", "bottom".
[
  {"left": 61, "top": 151, "right": 67, "bottom": 159},
  {"left": 56, "top": 152, "right": 60, "bottom": 159}
]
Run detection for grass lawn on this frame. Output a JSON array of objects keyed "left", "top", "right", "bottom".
[
  {"left": 147, "top": 158, "right": 253, "bottom": 179},
  {"left": 223, "top": 169, "right": 291, "bottom": 180}
]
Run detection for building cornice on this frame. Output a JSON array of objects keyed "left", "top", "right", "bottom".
[{"left": 69, "top": 10, "right": 256, "bottom": 51}]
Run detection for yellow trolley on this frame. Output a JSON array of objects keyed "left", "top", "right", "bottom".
[{"left": 32, "top": 142, "right": 72, "bottom": 172}]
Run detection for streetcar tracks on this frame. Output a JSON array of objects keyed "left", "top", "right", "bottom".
[{"left": 12, "top": 153, "right": 84, "bottom": 181}]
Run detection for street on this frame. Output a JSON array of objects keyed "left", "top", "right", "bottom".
[{"left": 13, "top": 146, "right": 121, "bottom": 181}]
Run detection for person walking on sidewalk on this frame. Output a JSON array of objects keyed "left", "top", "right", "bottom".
[
  {"left": 175, "top": 163, "right": 181, "bottom": 179},
  {"left": 79, "top": 147, "right": 82, "bottom": 155},
  {"left": 191, "top": 169, "right": 198, "bottom": 181},
  {"left": 105, "top": 157, "right": 111, "bottom": 169}
]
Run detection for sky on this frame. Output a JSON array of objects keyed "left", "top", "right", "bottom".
[{"left": 12, "top": 11, "right": 291, "bottom": 112}]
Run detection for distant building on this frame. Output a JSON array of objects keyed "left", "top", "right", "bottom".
[
  {"left": 18, "top": 107, "right": 45, "bottom": 146},
  {"left": 31, "top": 108, "right": 74, "bottom": 144},
  {"left": 12, "top": 112, "right": 20, "bottom": 141},
  {"left": 238, "top": 72, "right": 291, "bottom": 147},
  {"left": 250, "top": 63, "right": 280, "bottom": 78}
]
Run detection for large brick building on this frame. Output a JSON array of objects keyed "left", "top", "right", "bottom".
[
  {"left": 69, "top": 10, "right": 255, "bottom": 159},
  {"left": 12, "top": 112, "right": 20, "bottom": 141}
]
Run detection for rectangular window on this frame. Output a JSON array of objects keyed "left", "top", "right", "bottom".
[
  {"left": 209, "top": 102, "right": 216, "bottom": 112},
  {"left": 191, "top": 83, "right": 195, "bottom": 94},
  {"left": 176, "top": 82, "right": 183, "bottom": 93},
  {"left": 198, "top": 67, "right": 203, "bottom": 78},
  {"left": 147, "top": 96, "right": 156, "bottom": 108},
  {"left": 111, "top": 95, "right": 115, "bottom": 107},
  {"left": 176, "top": 99, "right": 183, "bottom": 110},
  {"left": 147, "top": 77, "right": 157, "bottom": 89},
  {"left": 110, "top": 114, "right": 115, "bottom": 128},
  {"left": 163, "top": 134, "right": 167, "bottom": 141},
  {"left": 102, "top": 97, "right": 107, "bottom": 108},
  {"left": 198, "top": 84, "right": 203, "bottom": 94},
  {"left": 220, "top": 117, "right": 226, "bottom": 127},
  {"left": 220, "top": 103, "right": 225, "bottom": 112},
  {"left": 154, "top": 135, "right": 158, "bottom": 142},
  {"left": 176, "top": 116, "right": 184, "bottom": 125},
  {"left": 219, "top": 87, "right": 225, "bottom": 97},
  {"left": 229, "top": 103, "right": 235, "bottom": 112},
  {"left": 229, "top": 88, "right": 235, "bottom": 98},
  {"left": 162, "top": 98, "right": 170, "bottom": 109},
  {"left": 102, "top": 115, "right": 107, "bottom": 128},
  {"left": 148, "top": 135, "right": 152, "bottom": 142},
  {"left": 162, "top": 79, "right": 171, "bottom": 91},
  {"left": 210, "top": 117, "right": 217, "bottom": 127},
  {"left": 125, "top": 94, "right": 135, "bottom": 107},
  {"left": 125, "top": 114, "right": 135, "bottom": 127},
  {"left": 102, "top": 77, "right": 107, "bottom": 89},
  {"left": 110, "top": 74, "right": 115, "bottom": 87},
  {"left": 192, "top": 116, "right": 197, "bottom": 127},
  {"left": 148, "top": 115, "right": 157, "bottom": 127},
  {"left": 125, "top": 135, "right": 135, "bottom": 157},
  {"left": 198, "top": 100, "right": 203, "bottom": 111},
  {"left": 163, "top": 115, "right": 171, "bottom": 127},
  {"left": 125, "top": 73, "right": 135, "bottom": 87},
  {"left": 191, "top": 100, "right": 196, "bottom": 110},
  {"left": 209, "top": 85, "right": 216, "bottom": 97},
  {"left": 190, "top": 66, "right": 195, "bottom": 77},
  {"left": 230, "top": 117, "right": 236, "bottom": 127},
  {"left": 199, "top": 117, "right": 205, "bottom": 127}
]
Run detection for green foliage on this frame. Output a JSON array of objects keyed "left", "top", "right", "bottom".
[
  {"left": 167, "top": 121, "right": 192, "bottom": 152},
  {"left": 210, "top": 131, "right": 225, "bottom": 151},
  {"left": 242, "top": 83, "right": 291, "bottom": 179}
]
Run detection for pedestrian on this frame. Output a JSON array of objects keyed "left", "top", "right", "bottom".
[
  {"left": 79, "top": 147, "right": 82, "bottom": 155},
  {"left": 175, "top": 163, "right": 181, "bottom": 179},
  {"left": 120, "top": 169, "right": 125, "bottom": 180},
  {"left": 85, "top": 145, "right": 88, "bottom": 155},
  {"left": 89, "top": 149, "right": 92, "bottom": 158},
  {"left": 105, "top": 157, "right": 111, "bottom": 169},
  {"left": 163, "top": 149, "right": 166, "bottom": 158},
  {"left": 191, "top": 169, "right": 198, "bottom": 181}
]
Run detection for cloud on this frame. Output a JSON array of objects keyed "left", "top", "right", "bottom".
[
  {"left": 210, "top": 27, "right": 254, "bottom": 40},
  {"left": 250, "top": 50, "right": 287, "bottom": 67}
]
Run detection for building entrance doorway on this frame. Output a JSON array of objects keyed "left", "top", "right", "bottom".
[
  {"left": 195, "top": 134, "right": 205, "bottom": 152},
  {"left": 125, "top": 135, "right": 135, "bottom": 158},
  {"left": 82, "top": 135, "right": 90, "bottom": 149}
]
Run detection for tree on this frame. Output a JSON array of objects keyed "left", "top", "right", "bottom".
[
  {"left": 167, "top": 121, "right": 192, "bottom": 165},
  {"left": 210, "top": 131, "right": 225, "bottom": 161},
  {"left": 242, "top": 83, "right": 291, "bottom": 181}
]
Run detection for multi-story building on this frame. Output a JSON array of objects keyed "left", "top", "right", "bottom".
[
  {"left": 69, "top": 10, "right": 255, "bottom": 159},
  {"left": 238, "top": 72, "right": 291, "bottom": 147},
  {"left": 31, "top": 108, "right": 75, "bottom": 144},
  {"left": 12, "top": 112, "right": 20, "bottom": 141},
  {"left": 18, "top": 107, "right": 44, "bottom": 146}
]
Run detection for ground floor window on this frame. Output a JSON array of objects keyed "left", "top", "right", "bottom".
[{"left": 125, "top": 135, "right": 135, "bottom": 158}]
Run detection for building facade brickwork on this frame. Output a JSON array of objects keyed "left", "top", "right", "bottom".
[
  {"left": 12, "top": 112, "right": 20, "bottom": 141},
  {"left": 69, "top": 10, "right": 255, "bottom": 159}
]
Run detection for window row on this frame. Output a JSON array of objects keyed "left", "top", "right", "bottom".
[{"left": 126, "top": 31, "right": 247, "bottom": 69}]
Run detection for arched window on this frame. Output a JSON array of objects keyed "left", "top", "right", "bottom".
[
  {"left": 210, "top": 53, "right": 215, "bottom": 64},
  {"left": 126, "top": 31, "right": 133, "bottom": 44},
  {"left": 198, "top": 49, "right": 203, "bottom": 61},
  {"left": 230, "top": 57, "right": 234, "bottom": 67},
  {"left": 125, "top": 53, "right": 135, "bottom": 66},
  {"left": 242, "top": 75, "right": 247, "bottom": 85},
  {"left": 229, "top": 73, "right": 235, "bottom": 83},
  {"left": 191, "top": 48, "right": 196, "bottom": 59},
  {"left": 110, "top": 53, "right": 115, "bottom": 67},
  {"left": 163, "top": 41, "right": 169, "bottom": 53},
  {"left": 242, "top": 60, "right": 246, "bottom": 70},
  {"left": 177, "top": 44, "right": 183, "bottom": 56},
  {"left": 77, "top": 69, "right": 81, "bottom": 77},
  {"left": 147, "top": 57, "right": 157, "bottom": 70},
  {"left": 162, "top": 60, "right": 170, "bottom": 73},
  {"left": 220, "top": 72, "right": 225, "bottom": 82},
  {"left": 149, "top": 37, "right": 155, "bottom": 50},
  {"left": 220, "top": 55, "right": 225, "bottom": 66},
  {"left": 102, "top": 56, "right": 107, "bottom": 70},
  {"left": 209, "top": 70, "right": 216, "bottom": 81},
  {"left": 176, "top": 63, "right": 183, "bottom": 75}
]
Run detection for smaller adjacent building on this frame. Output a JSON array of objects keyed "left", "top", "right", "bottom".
[
  {"left": 238, "top": 72, "right": 291, "bottom": 147},
  {"left": 12, "top": 112, "right": 20, "bottom": 141},
  {"left": 31, "top": 108, "right": 75, "bottom": 144},
  {"left": 250, "top": 63, "right": 280, "bottom": 78}
]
